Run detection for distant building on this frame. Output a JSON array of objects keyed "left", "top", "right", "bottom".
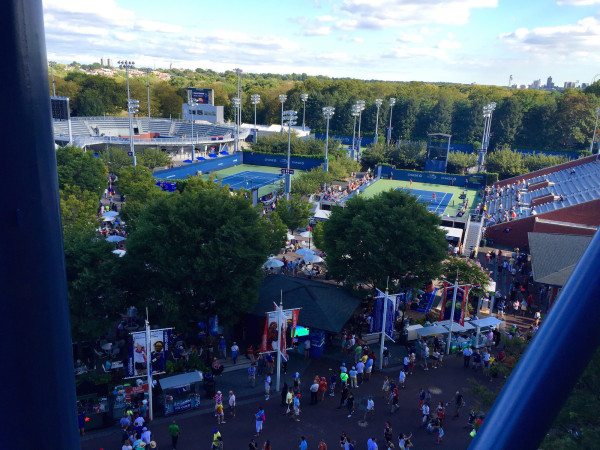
[
  {"left": 564, "top": 81, "right": 577, "bottom": 89},
  {"left": 581, "top": 83, "right": 589, "bottom": 89},
  {"left": 532, "top": 79, "right": 541, "bottom": 89},
  {"left": 546, "top": 76, "right": 554, "bottom": 90},
  {"left": 519, "top": 84, "right": 527, "bottom": 89}
]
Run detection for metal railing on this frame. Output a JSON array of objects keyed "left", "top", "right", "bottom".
[{"left": 470, "top": 229, "right": 600, "bottom": 449}]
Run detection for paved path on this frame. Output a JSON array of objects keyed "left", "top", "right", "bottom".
[{"left": 82, "top": 353, "right": 494, "bottom": 449}]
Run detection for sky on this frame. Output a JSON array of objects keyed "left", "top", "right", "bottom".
[{"left": 43, "top": 0, "right": 600, "bottom": 86}]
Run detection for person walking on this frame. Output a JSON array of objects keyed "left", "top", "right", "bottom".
[
  {"left": 281, "top": 382, "right": 289, "bottom": 406},
  {"left": 365, "top": 396, "right": 375, "bottom": 421},
  {"left": 356, "top": 360, "right": 365, "bottom": 385},
  {"left": 453, "top": 390, "right": 465, "bottom": 418},
  {"left": 346, "top": 392, "right": 355, "bottom": 418},
  {"left": 421, "top": 402, "right": 431, "bottom": 427},
  {"left": 299, "top": 436, "right": 309, "bottom": 450},
  {"left": 310, "top": 379, "right": 319, "bottom": 405},
  {"left": 248, "top": 363, "right": 257, "bottom": 387},
  {"left": 365, "top": 356, "right": 374, "bottom": 381},
  {"left": 382, "top": 376, "right": 390, "bottom": 402},
  {"left": 228, "top": 390, "right": 236, "bottom": 419},
  {"left": 254, "top": 407, "right": 266, "bottom": 437},
  {"left": 231, "top": 342, "right": 239, "bottom": 364},
  {"left": 338, "top": 384, "right": 349, "bottom": 409},
  {"left": 398, "top": 369, "right": 406, "bottom": 389},
  {"left": 248, "top": 438, "right": 259, "bottom": 450},
  {"left": 463, "top": 346, "right": 473, "bottom": 369},
  {"left": 349, "top": 366, "right": 358, "bottom": 388},
  {"left": 168, "top": 420, "right": 180, "bottom": 450},
  {"left": 293, "top": 394, "right": 301, "bottom": 422}
]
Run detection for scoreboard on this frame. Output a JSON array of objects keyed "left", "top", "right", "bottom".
[{"left": 50, "top": 96, "right": 70, "bottom": 120}]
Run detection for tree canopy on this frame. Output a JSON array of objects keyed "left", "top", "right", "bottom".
[
  {"left": 120, "top": 184, "right": 283, "bottom": 328},
  {"left": 319, "top": 189, "right": 448, "bottom": 290},
  {"left": 56, "top": 146, "right": 107, "bottom": 195}
]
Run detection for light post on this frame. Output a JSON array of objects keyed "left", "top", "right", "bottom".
[
  {"left": 478, "top": 102, "right": 497, "bottom": 172},
  {"left": 278, "top": 94, "right": 287, "bottom": 131},
  {"left": 119, "top": 60, "right": 137, "bottom": 165},
  {"left": 235, "top": 68, "right": 243, "bottom": 138},
  {"left": 188, "top": 97, "right": 199, "bottom": 161},
  {"left": 351, "top": 104, "right": 361, "bottom": 160},
  {"left": 145, "top": 68, "right": 151, "bottom": 119},
  {"left": 387, "top": 97, "right": 396, "bottom": 146},
  {"left": 251, "top": 94, "right": 261, "bottom": 143},
  {"left": 322, "top": 106, "right": 335, "bottom": 172},
  {"left": 590, "top": 107, "right": 600, "bottom": 154},
  {"left": 300, "top": 93, "right": 309, "bottom": 131},
  {"left": 356, "top": 100, "right": 366, "bottom": 161},
  {"left": 374, "top": 98, "right": 383, "bottom": 143},
  {"left": 283, "top": 109, "right": 298, "bottom": 199},
  {"left": 232, "top": 97, "right": 241, "bottom": 153}
]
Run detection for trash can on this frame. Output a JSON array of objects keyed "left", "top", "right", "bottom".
[{"left": 309, "top": 330, "right": 325, "bottom": 359}]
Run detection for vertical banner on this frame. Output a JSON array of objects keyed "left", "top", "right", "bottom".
[
  {"left": 371, "top": 289, "right": 395, "bottom": 336},
  {"left": 260, "top": 308, "right": 301, "bottom": 354},
  {"left": 440, "top": 282, "right": 468, "bottom": 324},
  {"left": 127, "top": 328, "right": 172, "bottom": 378}
]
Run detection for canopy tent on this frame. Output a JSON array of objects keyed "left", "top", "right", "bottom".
[
  {"left": 106, "top": 235, "right": 126, "bottom": 243},
  {"left": 295, "top": 248, "right": 315, "bottom": 257},
  {"left": 467, "top": 317, "right": 504, "bottom": 329},
  {"left": 263, "top": 258, "right": 284, "bottom": 269},
  {"left": 112, "top": 249, "right": 126, "bottom": 257},
  {"left": 303, "top": 254, "right": 324, "bottom": 264},
  {"left": 102, "top": 211, "right": 119, "bottom": 218},
  {"left": 442, "top": 322, "right": 475, "bottom": 333},
  {"left": 286, "top": 233, "right": 295, "bottom": 241},
  {"left": 159, "top": 371, "right": 203, "bottom": 390},
  {"left": 440, "top": 226, "right": 463, "bottom": 241},
  {"left": 416, "top": 325, "right": 448, "bottom": 337},
  {"left": 313, "top": 209, "right": 331, "bottom": 220}
]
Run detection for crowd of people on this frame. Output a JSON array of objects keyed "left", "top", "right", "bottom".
[{"left": 319, "top": 170, "right": 375, "bottom": 203}]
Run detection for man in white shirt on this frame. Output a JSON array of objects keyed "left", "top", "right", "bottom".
[
  {"left": 264, "top": 375, "right": 271, "bottom": 400},
  {"left": 422, "top": 403, "right": 430, "bottom": 426},
  {"left": 398, "top": 369, "right": 406, "bottom": 389},
  {"left": 310, "top": 381, "right": 319, "bottom": 404},
  {"left": 228, "top": 390, "right": 236, "bottom": 418},
  {"left": 366, "top": 396, "right": 375, "bottom": 420},
  {"left": 304, "top": 339, "right": 311, "bottom": 359}
]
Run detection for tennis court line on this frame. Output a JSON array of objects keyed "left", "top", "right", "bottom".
[{"left": 436, "top": 192, "right": 451, "bottom": 214}]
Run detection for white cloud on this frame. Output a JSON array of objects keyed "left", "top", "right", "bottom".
[
  {"left": 340, "top": 0, "right": 498, "bottom": 29},
  {"left": 556, "top": 0, "right": 600, "bottom": 5},
  {"left": 303, "top": 25, "right": 332, "bottom": 36},
  {"left": 382, "top": 35, "right": 462, "bottom": 62},
  {"left": 500, "top": 16, "right": 600, "bottom": 61}
]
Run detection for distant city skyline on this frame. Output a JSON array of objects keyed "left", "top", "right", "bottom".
[{"left": 43, "top": 0, "right": 600, "bottom": 86}]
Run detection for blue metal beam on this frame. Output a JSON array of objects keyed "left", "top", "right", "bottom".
[
  {"left": 0, "top": 1, "right": 79, "bottom": 447},
  {"left": 470, "top": 230, "right": 600, "bottom": 449}
]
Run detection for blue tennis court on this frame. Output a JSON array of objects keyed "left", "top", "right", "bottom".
[
  {"left": 217, "top": 171, "right": 283, "bottom": 190},
  {"left": 396, "top": 188, "right": 453, "bottom": 214}
]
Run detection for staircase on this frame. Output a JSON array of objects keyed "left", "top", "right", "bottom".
[{"left": 463, "top": 215, "right": 484, "bottom": 256}]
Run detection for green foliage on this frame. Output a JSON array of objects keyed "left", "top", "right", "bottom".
[
  {"left": 362, "top": 141, "right": 427, "bottom": 171},
  {"left": 320, "top": 189, "right": 447, "bottom": 289},
  {"left": 292, "top": 169, "right": 334, "bottom": 196},
  {"left": 523, "top": 153, "right": 569, "bottom": 172},
  {"left": 312, "top": 221, "right": 325, "bottom": 249},
  {"left": 261, "top": 211, "right": 288, "bottom": 254},
  {"left": 275, "top": 195, "right": 312, "bottom": 231},
  {"left": 100, "top": 146, "right": 132, "bottom": 176},
  {"left": 328, "top": 155, "right": 361, "bottom": 179},
  {"left": 483, "top": 172, "right": 499, "bottom": 183},
  {"left": 117, "top": 166, "right": 165, "bottom": 225},
  {"left": 251, "top": 133, "right": 327, "bottom": 156},
  {"left": 60, "top": 187, "right": 99, "bottom": 234},
  {"left": 121, "top": 186, "right": 275, "bottom": 328},
  {"left": 447, "top": 152, "right": 477, "bottom": 174},
  {"left": 486, "top": 148, "right": 527, "bottom": 180},
  {"left": 137, "top": 148, "right": 172, "bottom": 170},
  {"left": 441, "top": 257, "right": 491, "bottom": 297},
  {"left": 56, "top": 146, "right": 107, "bottom": 195}
]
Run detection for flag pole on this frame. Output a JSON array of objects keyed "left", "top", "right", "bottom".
[
  {"left": 276, "top": 290, "right": 283, "bottom": 392},
  {"left": 145, "top": 307, "right": 154, "bottom": 421},
  {"left": 379, "top": 277, "right": 390, "bottom": 370},
  {"left": 445, "top": 278, "right": 459, "bottom": 355}
]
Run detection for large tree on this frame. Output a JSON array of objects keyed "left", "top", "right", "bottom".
[
  {"left": 121, "top": 184, "right": 282, "bottom": 328},
  {"left": 275, "top": 195, "right": 312, "bottom": 231},
  {"left": 320, "top": 189, "right": 447, "bottom": 290},
  {"left": 56, "top": 146, "right": 107, "bottom": 195}
]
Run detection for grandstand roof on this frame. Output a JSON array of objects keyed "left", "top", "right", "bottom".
[{"left": 528, "top": 232, "right": 593, "bottom": 287}]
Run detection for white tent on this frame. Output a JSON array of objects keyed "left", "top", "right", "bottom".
[
  {"left": 468, "top": 317, "right": 504, "bottom": 328},
  {"left": 416, "top": 325, "right": 448, "bottom": 337},
  {"left": 263, "top": 258, "right": 284, "bottom": 269}
]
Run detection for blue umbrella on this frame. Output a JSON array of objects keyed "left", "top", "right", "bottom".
[
  {"left": 296, "top": 248, "right": 315, "bottom": 257},
  {"left": 183, "top": 159, "right": 193, "bottom": 163},
  {"left": 102, "top": 211, "right": 119, "bottom": 218},
  {"left": 106, "top": 235, "right": 126, "bottom": 243}
]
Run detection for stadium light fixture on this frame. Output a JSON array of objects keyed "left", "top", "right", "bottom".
[
  {"left": 590, "top": 107, "right": 600, "bottom": 154},
  {"left": 387, "top": 97, "right": 396, "bottom": 146},
  {"left": 118, "top": 60, "right": 137, "bottom": 165},
  {"left": 279, "top": 94, "right": 287, "bottom": 132},
  {"left": 477, "top": 102, "right": 497, "bottom": 172},
  {"left": 145, "top": 68, "right": 152, "bottom": 119},
  {"left": 235, "top": 68, "right": 243, "bottom": 137},
  {"left": 188, "top": 96, "right": 200, "bottom": 161},
  {"left": 322, "top": 106, "right": 335, "bottom": 172},
  {"left": 127, "top": 99, "right": 139, "bottom": 166},
  {"left": 300, "top": 93, "right": 309, "bottom": 131},
  {"left": 283, "top": 109, "right": 298, "bottom": 199},
  {"left": 374, "top": 98, "right": 383, "bottom": 143},
  {"left": 232, "top": 97, "right": 241, "bottom": 153},
  {"left": 251, "top": 94, "right": 261, "bottom": 143},
  {"left": 351, "top": 104, "right": 361, "bottom": 160},
  {"left": 355, "top": 100, "right": 366, "bottom": 161}
]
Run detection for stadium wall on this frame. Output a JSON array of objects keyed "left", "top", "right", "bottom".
[
  {"left": 154, "top": 154, "right": 240, "bottom": 179},
  {"left": 377, "top": 165, "right": 486, "bottom": 189},
  {"left": 242, "top": 152, "right": 324, "bottom": 170}
]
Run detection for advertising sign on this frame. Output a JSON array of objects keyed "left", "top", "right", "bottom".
[
  {"left": 260, "top": 308, "right": 300, "bottom": 355},
  {"left": 439, "top": 283, "right": 470, "bottom": 325},
  {"left": 187, "top": 88, "right": 213, "bottom": 105},
  {"left": 127, "top": 328, "right": 173, "bottom": 378}
]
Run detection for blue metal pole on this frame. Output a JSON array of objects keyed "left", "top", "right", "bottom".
[
  {"left": 0, "top": 1, "right": 79, "bottom": 447},
  {"left": 470, "top": 230, "right": 600, "bottom": 450}
]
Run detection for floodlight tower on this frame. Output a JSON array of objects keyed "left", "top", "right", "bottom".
[
  {"left": 355, "top": 100, "right": 366, "bottom": 160},
  {"left": 351, "top": 104, "right": 361, "bottom": 160},
  {"left": 278, "top": 94, "right": 287, "bottom": 131},
  {"left": 477, "top": 102, "right": 497, "bottom": 172},
  {"left": 300, "top": 93, "right": 309, "bottom": 131},
  {"left": 374, "top": 98, "right": 383, "bottom": 143},
  {"left": 145, "top": 68, "right": 152, "bottom": 118},
  {"left": 387, "top": 97, "right": 396, "bottom": 146},
  {"left": 188, "top": 97, "right": 199, "bottom": 161},
  {"left": 283, "top": 110, "right": 298, "bottom": 199},
  {"left": 119, "top": 60, "right": 138, "bottom": 165},
  {"left": 235, "top": 68, "right": 243, "bottom": 136},
  {"left": 232, "top": 97, "right": 241, "bottom": 153},
  {"left": 322, "top": 106, "right": 335, "bottom": 172},
  {"left": 251, "top": 94, "right": 261, "bottom": 142}
]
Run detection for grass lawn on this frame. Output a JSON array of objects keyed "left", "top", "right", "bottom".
[{"left": 362, "top": 179, "right": 481, "bottom": 216}]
